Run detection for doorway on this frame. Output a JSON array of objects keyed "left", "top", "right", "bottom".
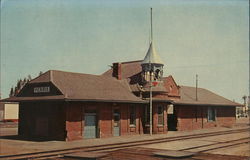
[
  {"left": 113, "top": 109, "right": 120, "bottom": 136},
  {"left": 35, "top": 117, "right": 49, "bottom": 137},
  {"left": 167, "top": 105, "right": 177, "bottom": 131},
  {"left": 84, "top": 113, "right": 97, "bottom": 139}
]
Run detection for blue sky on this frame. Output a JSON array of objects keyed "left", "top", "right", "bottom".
[{"left": 0, "top": 0, "right": 249, "bottom": 103}]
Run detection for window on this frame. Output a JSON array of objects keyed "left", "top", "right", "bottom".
[
  {"left": 145, "top": 105, "right": 150, "bottom": 124},
  {"left": 207, "top": 107, "right": 216, "bottom": 121},
  {"left": 154, "top": 69, "right": 161, "bottom": 80},
  {"left": 169, "top": 85, "right": 173, "bottom": 92},
  {"left": 130, "top": 106, "right": 136, "bottom": 126},
  {"left": 158, "top": 106, "right": 164, "bottom": 125}
]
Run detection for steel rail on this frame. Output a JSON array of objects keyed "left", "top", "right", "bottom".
[{"left": 180, "top": 137, "right": 249, "bottom": 152}]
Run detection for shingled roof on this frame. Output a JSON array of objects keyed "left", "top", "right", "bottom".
[
  {"left": 102, "top": 60, "right": 142, "bottom": 81},
  {"left": 3, "top": 67, "right": 241, "bottom": 107},
  {"left": 174, "top": 86, "right": 241, "bottom": 107},
  {"left": 4, "top": 70, "right": 145, "bottom": 103}
]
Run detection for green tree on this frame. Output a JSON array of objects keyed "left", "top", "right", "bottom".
[
  {"left": 16, "top": 79, "right": 22, "bottom": 90},
  {"left": 14, "top": 87, "right": 18, "bottom": 96},
  {"left": 9, "top": 72, "right": 42, "bottom": 97}
]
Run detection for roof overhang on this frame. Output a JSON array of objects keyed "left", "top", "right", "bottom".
[
  {"left": 173, "top": 102, "right": 243, "bottom": 107},
  {"left": 1, "top": 96, "right": 146, "bottom": 104},
  {"left": 143, "top": 98, "right": 173, "bottom": 103},
  {"left": 65, "top": 99, "right": 146, "bottom": 104},
  {"left": 0, "top": 95, "right": 66, "bottom": 102}
]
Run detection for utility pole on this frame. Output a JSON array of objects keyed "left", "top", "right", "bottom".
[
  {"left": 242, "top": 95, "right": 247, "bottom": 115},
  {"left": 196, "top": 74, "right": 198, "bottom": 101}
]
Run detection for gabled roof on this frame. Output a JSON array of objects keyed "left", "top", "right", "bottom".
[
  {"left": 141, "top": 42, "right": 164, "bottom": 65},
  {"left": 174, "top": 86, "right": 242, "bottom": 107},
  {"left": 29, "top": 71, "right": 52, "bottom": 83},
  {"left": 4, "top": 70, "right": 145, "bottom": 103}
]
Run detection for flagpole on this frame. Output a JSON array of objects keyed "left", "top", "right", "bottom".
[
  {"left": 149, "top": 7, "right": 153, "bottom": 136},
  {"left": 150, "top": 71, "right": 152, "bottom": 136}
]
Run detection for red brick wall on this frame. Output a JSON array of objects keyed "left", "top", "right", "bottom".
[
  {"left": 65, "top": 102, "right": 144, "bottom": 141},
  {"left": 127, "top": 104, "right": 144, "bottom": 135},
  {"left": 153, "top": 75, "right": 180, "bottom": 101},
  {"left": 144, "top": 102, "right": 168, "bottom": 134},
  {"left": 216, "top": 106, "right": 236, "bottom": 127},
  {"left": 109, "top": 104, "right": 144, "bottom": 136},
  {"left": 66, "top": 102, "right": 100, "bottom": 140},
  {"left": 66, "top": 103, "right": 82, "bottom": 141},
  {"left": 99, "top": 104, "right": 112, "bottom": 138},
  {"left": 175, "top": 106, "right": 194, "bottom": 131},
  {"left": 120, "top": 104, "right": 129, "bottom": 135},
  {"left": 175, "top": 105, "right": 236, "bottom": 131},
  {"left": 192, "top": 106, "right": 204, "bottom": 130},
  {"left": 164, "top": 76, "right": 180, "bottom": 98},
  {"left": 138, "top": 105, "right": 144, "bottom": 134}
]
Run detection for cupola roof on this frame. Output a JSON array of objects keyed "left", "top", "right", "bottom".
[{"left": 141, "top": 41, "right": 164, "bottom": 65}]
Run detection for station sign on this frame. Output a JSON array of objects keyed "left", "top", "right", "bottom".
[{"left": 33, "top": 86, "right": 50, "bottom": 93}]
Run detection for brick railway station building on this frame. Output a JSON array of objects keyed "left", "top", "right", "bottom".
[{"left": 2, "top": 40, "right": 241, "bottom": 141}]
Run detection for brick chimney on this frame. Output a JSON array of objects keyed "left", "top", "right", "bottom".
[{"left": 112, "top": 63, "right": 122, "bottom": 80}]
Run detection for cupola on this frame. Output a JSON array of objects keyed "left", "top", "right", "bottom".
[{"left": 141, "top": 41, "right": 164, "bottom": 82}]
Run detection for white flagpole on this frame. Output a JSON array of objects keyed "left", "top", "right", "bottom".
[{"left": 149, "top": 7, "right": 153, "bottom": 136}]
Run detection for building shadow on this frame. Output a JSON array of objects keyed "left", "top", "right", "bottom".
[{"left": 0, "top": 135, "right": 57, "bottom": 142}]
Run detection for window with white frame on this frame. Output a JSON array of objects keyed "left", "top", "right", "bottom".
[
  {"left": 158, "top": 106, "right": 164, "bottom": 125},
  {"left": 129, "top": 106, "right": 136, "bottom": 126}
]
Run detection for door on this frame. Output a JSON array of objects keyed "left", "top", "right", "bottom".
[
  {"left": 113, "top": 109, "right": 120, "bottom": 136},
  {"left": 84, "top": 113, "right": 97, "bottom": 139},
  {"left": 167, "top": 105, "right": 177, "bottom": 131},
  {"left": 35, "top": 117, "right": 49, "bottom": 137}
]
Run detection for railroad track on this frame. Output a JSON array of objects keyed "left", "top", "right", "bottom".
[
  {"left": 102, "top": 147, "right": 249, "bottom": 160},
  {"left": 180, "top": 137, "right": 250, "bottom": 153},
  {"left": 0, "top": 128, "right": 249, "bottom": 160}
]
